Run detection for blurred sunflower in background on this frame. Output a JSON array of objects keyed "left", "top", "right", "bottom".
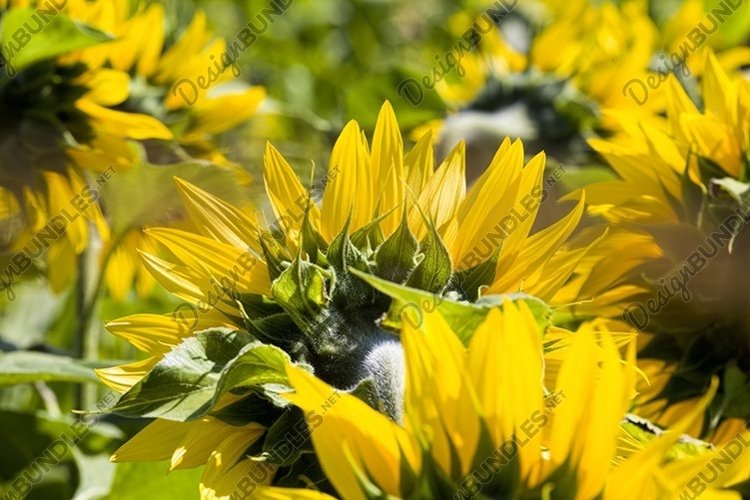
[
  {"left": 407, "top": 0, "right": 661, "bottom": 175},
  {"left": 0, "top": 0, "right": 168, "bottom": 294},
  {"left": 585, "top": 50, "right": 750, "bottom": 440},
  {"left": 414, "top": 0, "right": 750, "bottom": 183},
  {"left": 0, "top": 0, "right": 264, "bottom": 303}
]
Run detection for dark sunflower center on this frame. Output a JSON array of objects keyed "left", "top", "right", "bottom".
[
  {"left": 0, "top": 60, "right": 93, "bottom": 194},
  {"left": 464, "top": 72, "right": 598, "bottom": 143}
]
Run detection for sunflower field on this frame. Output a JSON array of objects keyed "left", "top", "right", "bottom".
[{"left": 4, "top": 0, "right": 750, "bottom": 498}]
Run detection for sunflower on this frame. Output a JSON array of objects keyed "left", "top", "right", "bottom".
[
  {"left": 0, "top": 0, "right": 169, "bottom": 293},
  {"left": 98, "top": 102, "right": 617, "bottom": 495},
  {"left": 65, "top": 0, "right": 264, "bottom": 301},
  {"left": 267, "top": 303, "right": 750, "bottom": 499},
  {"left": 585, "top": 50, "right": 750, "bottom": 436},
  {"left": 412, "top": 0, "right": 662, "bottom": 165},
  {"left": 62, "top": 0, "right": 265, "bottom": 166},
  {"left": 0, "top": 0, "right": 263, "bottom": 300}
]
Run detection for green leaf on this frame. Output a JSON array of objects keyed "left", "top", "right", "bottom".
[
  {"left": 1, "top": 9, "right": 112, "bottom": 75},
  {"left": 0, "top": 411, "right": 78, "bottom": 499},
  {"left": 375, "top": 215, "right": 418, "bottom": 283},
  {"left": 108, "top": 329, "right": 291, "bottom": 421},
  {"left": 351, "top": 269, "right": 488, "bottom": 344},
  {"left": 720, "top": 363, "right": 750, "bottom": 420},
  {"left": 353, "top": 270, "right": 552, "bottom": 344},
  {"left": 220, "top": 340, "right": 291, "bottom": 391},
  {"left": 71, "top": 450, "right": 116, "bottom": 500},
  {"left": 706, "top": 0, "right": 750, "bottom": 46},
  {"left": 0, "top": 351, "right": 100, "bottom": 385}
]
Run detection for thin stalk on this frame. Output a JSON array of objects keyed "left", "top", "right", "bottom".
[{"left": 75, "top": 233, "right": 119, "bottom": 410}]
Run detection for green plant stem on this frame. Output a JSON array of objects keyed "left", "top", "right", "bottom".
[{"left": 75, "top": 234, "right": 119, "bottom": 411}]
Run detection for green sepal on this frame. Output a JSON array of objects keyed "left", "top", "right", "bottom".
[
  {"left": 271, "top": 453, "right": 331, "bottom": 491},
  {"left": 406, "top": 221, "right": 452, "bottom": 294},
  {"left": 326, "top": 220, "right": 377, "bottom": 310},
  {"left": 406, "top": 450, "right": 466, "bottom": 500},
  {"left": 272, "top": 256, "right": 332, "bottom": 330},
  {"left": 300, "top": 201, "right": 328, "bottom": 262},
  {"left": 259, "top": 230, "right": 288, "bottom": 282},
  {"left": 350, "top": 210, "right": 394, "bottom": 250},
  {"left": 452, "top": 244, "right": 502, "bottom": 301},
  {"left": 346, "top": 450, "right": 389, "bottom": 500},
  {"left": 327, "top": 217, "right": 370, "bottom": 276},
  {"left": 463, "top": 419, "right": 520, "bottom": 498},
  {"left": 349, "top": 377, "right": 378, "bottom": 407},
  {"left": 525, "top": 456, "right": 578, "bottom": 500},
  {"left": 237, "top": 293, "right": 301, "bottom": 348},
  {"left": 375, "top": 212, "right": 419, "bottom": 283}
]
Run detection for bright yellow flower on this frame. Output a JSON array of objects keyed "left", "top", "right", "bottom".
[
  {"left": 279, "top": 304, "right": 750, "bottom": 499},
  {"left": 0, "top": 3, "right": 163, "bottom": 294},
  {"left": 62, "top": 0, "right": 265, "bottom": 164},
  {"left": 585, "top": 50, "right": 750, "bottom": 436},
  {"left": 425, "top": 0, "right": 661, "bottom": 143},
  {"left": 588, "top": 50, "right": 750, "bottom": 224},
  {"left": 99, "top": 103, "right": 611, "bottom": 496},
  {"left": 63, "top": 0, "right": 264, "bottom": 300},
  {"left": 0, "top": 0, "right": 263, "bottom": 300}
]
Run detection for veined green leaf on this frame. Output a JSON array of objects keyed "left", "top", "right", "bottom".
[
  {"left": 107, "top": 462, "right": 203, "bottom": 500},
  {"left": 1, "top": 9, "right": 112, "bottom": 74},
  {"left": 108, "top": 329, "right": 291, "bottom": 421},
  {"left": 352, "top": 269, "right": 552, "bottom": 344}
]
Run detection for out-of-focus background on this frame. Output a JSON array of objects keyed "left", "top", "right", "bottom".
[{"left": 1, "top": 0, "right": 750, "bottom": 498}]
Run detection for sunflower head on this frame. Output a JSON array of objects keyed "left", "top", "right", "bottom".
[
  {"left": 99, "top": 102, "right": 614, "bottom": 495},
  {"left": 432, "top": 0, "right": 659, "bottom": 161},
  {"left": 586, "top": 50, "right": 750, "bottom": 432},
  {"left": 0, "top": 0, "right": 264, "bottom": 299}
]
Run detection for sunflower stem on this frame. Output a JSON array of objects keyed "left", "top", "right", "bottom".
[{"left": 75, "top": 233, "right": 112, "bottom": 411}]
